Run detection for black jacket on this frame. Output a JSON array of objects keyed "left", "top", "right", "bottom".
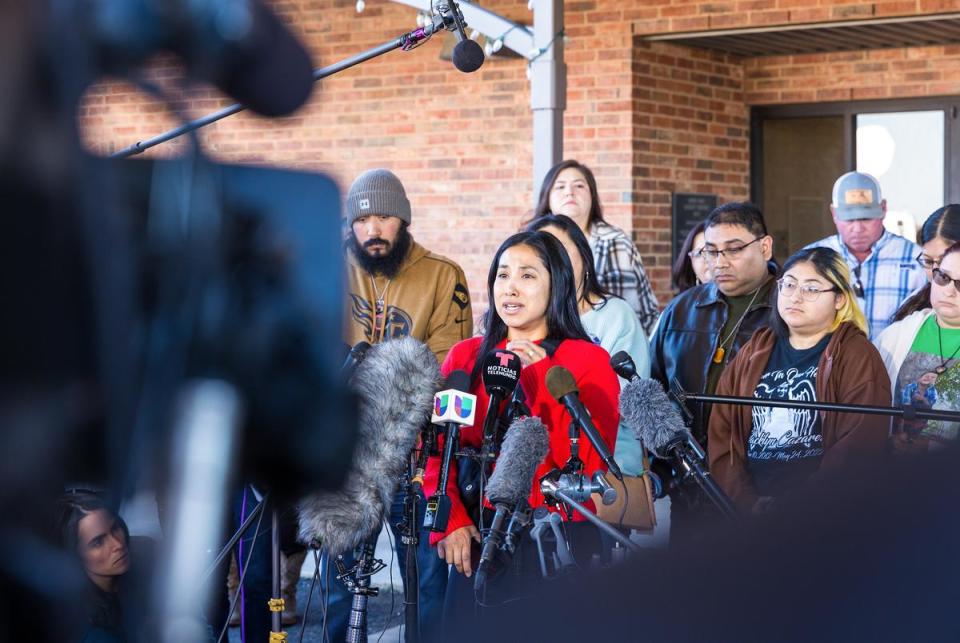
[{"left": 650, "top": 276, "right": 775, "bottom": 444}]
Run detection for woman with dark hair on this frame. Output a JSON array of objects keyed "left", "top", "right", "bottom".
[
  {"left": 527, "top": 214, "right": 649, "bottom": 474},
  {"left": 708, "top": 247, "right": 889, "bottom": 514},
  {"left": 534, "top": 159, "right": 660, "bottom": 335},
  {"left": 892, "top": 204, "right": 960, "bottom": 321},
  {"left": 423, "top": 231, "right": 620, "bottom": 614},
  {"left": 671, "top": 221, "right": 713, "bottom": 293},
  {"left": 57, "top": 491, "right": 148, "bottom": 642},
  {"left": 876, "top": 239, "right": 960, "bottom": 454}
]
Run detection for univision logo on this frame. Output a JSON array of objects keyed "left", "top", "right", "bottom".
[{"left": 434, "top": 392, "right": 474, "bottom": 419}]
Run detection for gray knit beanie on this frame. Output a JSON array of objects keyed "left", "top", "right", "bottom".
[{"left": 344, "top": 169, "right": 411, "bottom": 226}]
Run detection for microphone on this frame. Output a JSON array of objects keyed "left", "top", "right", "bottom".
[
  {"left": 298, "top": 337, "right": 441, "bottom": 555},
  {"left": 423, "top": 370, "right": 476, "bottom": 532},
  {"left": 545, "top": 366, "right": 623, "bottom": 481},
  {"left": 475, "top": 416, "right": 549, "bottom": 589},
  {"left": 619, "top": 377, "right": 737, "bottom": 520},
  {"left": 610, "top": 351, "right": 639, "bottom": 382},
  {"left": 341, "top": 341, "right": 371, "bottom": 379},
  {"left": 480, "top": 349, "right": 522, "bottom": 463},
  {"left": 82, "top": 0, "right": 315, "bottom": 117},
  {"left": 437, "top": 0, "right": 484, "bottom": 72}
]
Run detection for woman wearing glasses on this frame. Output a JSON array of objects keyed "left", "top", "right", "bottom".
[
  {"left": 876, "top": 240, "right": 960, "bottom": 454},
  {"left": 708, "top": 247, "right": 890, "bottom": 514},
  {"left": 671, "top": 221, "right": 713, "bottom": 293},
  {"left": 892, "top": 205, "right": 960, "bottom": 322}
]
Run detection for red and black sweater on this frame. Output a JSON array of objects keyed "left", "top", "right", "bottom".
[{"left": 422, "top": 336, "right": 621, "bottom": 546}]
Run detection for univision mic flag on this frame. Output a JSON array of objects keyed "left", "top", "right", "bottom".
[{"left": 432, "top": 389, "right": 478, "bottom": 426}]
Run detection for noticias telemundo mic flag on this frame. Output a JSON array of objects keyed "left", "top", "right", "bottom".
[{"left": 431, "top": 389, "right": 478, "bottom": 426}]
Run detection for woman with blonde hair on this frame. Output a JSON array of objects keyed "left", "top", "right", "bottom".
[{"left": 708, "top": 247, "right": 890, "bottom": 514}]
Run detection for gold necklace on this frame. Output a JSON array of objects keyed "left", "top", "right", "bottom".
[{"left": 712, "top": 284, "right": 764, "bottom": 365}]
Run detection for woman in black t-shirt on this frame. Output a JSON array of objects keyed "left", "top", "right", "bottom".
[{"left": 708, "top": 247, "right": 890, "bottom": 514}]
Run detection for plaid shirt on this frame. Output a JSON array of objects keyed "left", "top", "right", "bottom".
[
  {"left": 589, "top": 220, "right": 660, "bottom": 336},
  {"left": 805, "top": 230, "right": 924, "bottom": 339}
]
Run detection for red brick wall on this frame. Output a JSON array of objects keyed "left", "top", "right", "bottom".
[
  {"left": 80, "top": 0, "right": 941, "bottom": 314},
  {"left": 632, "top": 0, "right": 951, "bottom": 35},
  {"left": 632, "top": 41, "right": 749, "bottom": 296},
  {"left": 745, "top": 45, "right": 960, "bottom": 104}
]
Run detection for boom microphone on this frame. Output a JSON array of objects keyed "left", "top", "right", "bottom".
[
  {"left": 545, "top": 366, "right": 623, "bottom": 481},
  {"left": 619, "top": 377, "right": 737, "bottom": 520},
  {"left": 298, "top": 337, "right": 441, "bottom": 555},
  {"left": 438, "top": 0, "right": 484, "bottom": 72},
  {"left": 475, "top": 415, "right": 549, "bottom": 589}
]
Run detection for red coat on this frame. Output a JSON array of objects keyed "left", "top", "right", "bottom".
[{"left": 423, "top": 336, "right": 621, "bottom": 545}]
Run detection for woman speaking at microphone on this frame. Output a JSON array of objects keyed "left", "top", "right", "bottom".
[
  {"left": 708, "top": 247, "right": 889, "bottom": 515},
  {"left": 421, "top": 230, "right": 620, "bottom": 621}
]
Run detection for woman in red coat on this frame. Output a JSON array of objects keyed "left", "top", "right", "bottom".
[{"left": 422, "top": 230, "right": 620, "bottom": 613}]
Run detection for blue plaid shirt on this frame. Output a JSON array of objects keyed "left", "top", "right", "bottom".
[{"left": 805, "top": 231, "right": 925, "bottom": 339}]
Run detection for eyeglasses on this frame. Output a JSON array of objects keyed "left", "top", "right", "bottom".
[
  {"left": 688, "top": 247, "right": 705, "bottom": 260},
  {"left": 932, "top": 268, "right": 960, "bottom": 293},
  {"left": 776, "top": 279, "right": 837, "bottom": 302},
  {"left": 701, "top": 237, "right": 763, "bottom": 264},
  {"left": 917, "top": 253, "right": 942, "bottom": 270}
]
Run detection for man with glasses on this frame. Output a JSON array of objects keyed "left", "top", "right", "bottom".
[
  {"left": 651, "top": 202, "right": 777, "bottom": 542},
  {"left": 806, "top": 171, "right": 923, "bottom": 339}
]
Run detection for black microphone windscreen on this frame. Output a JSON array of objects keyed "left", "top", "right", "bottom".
[
  {"left": 545, "top": 365, "right": 578, "bottom": 402},
  {"left": 452, "top": 38, "right": 484, "bottom": 73},
  {"left": 298, "top": 337, "right": 440, "bottom": 554},
  {"left": 610, "top": 351, "right": 637, "bottom": 381},
  {"left": 619, "top": 377, "right": 691, "bottom": 458},
  {"left": 444, "top": 369, "right": 471, "bottom": 393},
  {"left": 212, "top": 0, "right": 315, "bottom": 116},
  {"left": 485, "top": 416, "right": 549, "bottom": 505},
  {"left": 481, "top": 349, "right": 521, "bottom": 396}
]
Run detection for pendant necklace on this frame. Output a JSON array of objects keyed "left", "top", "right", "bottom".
[
  {"left": 935, "top": 320, "right": 960, "bottom": 374},
  {"left": 370, "top": 275, "right": 393, "bottom": 341},
  {"left": 713, "top": 284, "right": 763, "bottom": 365}
]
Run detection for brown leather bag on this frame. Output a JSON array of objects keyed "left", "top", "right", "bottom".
[{"left": 592, "top": 450, "right": 657, "bottom": 531}]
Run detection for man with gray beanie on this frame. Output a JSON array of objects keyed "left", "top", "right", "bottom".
[
  {"left": 343, "top": 167, "right": 472, "bottom": 362},
  {"left": 806, "top": 171, "right": 923, "bottom": 338},
  {"left": 321, "top": 168, "right": 472, "bottom": 642}
]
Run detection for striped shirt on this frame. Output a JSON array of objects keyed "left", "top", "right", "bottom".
[
  {"left": 805, "top": 230, "right": 924, "bottom": 339},
  {"left": 589, "top": 220, "right": 660, "bottom": 336}
]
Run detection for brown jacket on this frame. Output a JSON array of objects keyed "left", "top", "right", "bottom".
[
  {"left": 344, "top": 240, "right": 473, "bottom": 363},
  {"left": 708, "top": 322, "right": 890, "bottom": 513}
]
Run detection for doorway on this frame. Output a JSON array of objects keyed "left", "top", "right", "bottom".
[{"left": 752, "top": 97, "right": 958, "bottom": 259}]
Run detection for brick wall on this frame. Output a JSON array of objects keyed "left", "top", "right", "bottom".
[
  {"left": 632, "top": 41, "right": 750, "bottom": 296},
  {"left": 745, "top": 44, "right": 960, "bottom": 104},
  {"left": 632, "top": 0, "right": 952, "bottom": 35},
  {"left": 79, "top": 0, "right": 947, "bottom": 314}
]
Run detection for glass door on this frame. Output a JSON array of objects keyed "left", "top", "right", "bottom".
[{"left": 856, "top": 110, "right": 945, "bottom": 242}]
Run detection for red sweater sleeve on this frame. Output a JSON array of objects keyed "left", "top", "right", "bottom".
[
  {"left": 422, "top": 338, "right": 485, "bottom": 546},
  {"left": 522, "top": 340, "right": 620, "bottom": 517}
]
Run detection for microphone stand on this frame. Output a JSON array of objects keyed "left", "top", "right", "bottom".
[
  {"left": 671, "top": 379, "right": 960, "bottom": 423},
  {"left": 400, "top": 462, "right": 420, "bottom": 643},
  {"left": 335, "top": 539, "right": 386, "bottom": 643},
  {"left": 539, "top": 475, "right": 639, "bottom": 553},
  {"left": 111, "top": 8, "right": 467, "bottom": 158}
]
